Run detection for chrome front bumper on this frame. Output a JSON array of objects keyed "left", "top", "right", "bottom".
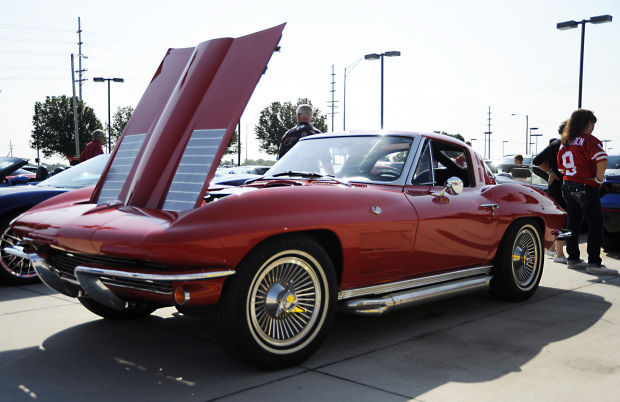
[{"left": 3, "top": 245, "right": 235, "bottom": 311}]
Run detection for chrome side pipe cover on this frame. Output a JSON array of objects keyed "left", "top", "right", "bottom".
[{"left": 341, "top": 276, "right": 491, "bottom": 316}]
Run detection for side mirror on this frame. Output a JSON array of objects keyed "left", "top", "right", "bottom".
[
  {"left": 445, "top": 176, "right": 463, "bottom": 195},
  {"left": 432, "top": 176, "right": 463, "bottom": 197}
]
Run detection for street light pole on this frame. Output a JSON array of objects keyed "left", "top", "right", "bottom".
[
  {"left": 364, "top": 51, "right": 401, "bottom": 129},
  {"left": 343, "top": 58, "right": 362, "bottom": 131},
  {"left": 93, "top": 76, "right": 124, "bottom": 153},
  {"left": 531, "top": 133, "right": 543, "bottom": 154},
  {"left": 528, "top": 127, "right": 538, "bottom": 155},
  {"left": 557, "top": 14, "right": 612, "bottom": 108}
]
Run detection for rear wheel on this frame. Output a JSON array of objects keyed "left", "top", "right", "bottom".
[
  {"left": 78, "top": 296, "right": 157, "bottom": 320},
  {"left": 0, "top": 210, "right": 38, "bottom": 285},
  {"left": 215, "top": 235, "right": 337, "bottom": 369},
  {"left": 491, "top": 221, "right": 543, "bottom": 301}
]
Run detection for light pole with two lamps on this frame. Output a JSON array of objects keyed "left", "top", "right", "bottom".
[
  {"left": 528, "top": 127, "right": 539, "bottom": 155},
  {"left": 364, "top": 51, "right": 401, "bottom": 129},
  {"left": 502, "top": 140, "right": 509, "bottom": 157},
  {"left": 557, "top": 14, "right": 612, "bottom": 108},
  {"left": 93, "top": 76, "right": 124, "bottom": 152},
  {"left": 530, "top": 133, "right": 543, "bottom": 154}
]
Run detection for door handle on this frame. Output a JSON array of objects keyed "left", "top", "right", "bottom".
[{"left": 480, "top": 203, "right": 499, "bottom": 216}]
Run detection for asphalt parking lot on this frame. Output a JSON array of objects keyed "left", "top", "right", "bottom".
[{"left": 1, "top": 239, "right": 619, "bottom": 402}]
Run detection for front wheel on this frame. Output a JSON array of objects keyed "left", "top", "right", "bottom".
[
  {"left": 490, "top": 221, "right": 543, "bottom": 302},
  {"left": 0, "top": 210, "right": 39, "bottom": 285},
  {"left": 215, "top": 235, "right": 337, "bottom": 369}
]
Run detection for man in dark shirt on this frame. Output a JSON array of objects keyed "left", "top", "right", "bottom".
[
  {"left": 533, "top": 122, "right": 566, "bottom": 263},
  {"left": 79, "top": 129, "right": 105, "bottom": 163},
  {"left": 277, "top": 104, "right": 321, "bottom": 159}
]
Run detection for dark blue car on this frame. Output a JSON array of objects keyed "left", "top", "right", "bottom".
[
  {"left": 0, "top": 154, "right": 109, "bottom": 284},
  {"left": 602, "top": 154, "right": 620, "bottom": 250}
]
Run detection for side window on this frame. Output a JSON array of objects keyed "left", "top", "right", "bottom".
[
  {"left": 412, "top": 140, "right": 433, "bottom": 185},
  {"left": 412, "top": 139, "right": 473, "bottom": 187},
  {"left": 432, "top": 141, "right": 473, "bottom": 187}
]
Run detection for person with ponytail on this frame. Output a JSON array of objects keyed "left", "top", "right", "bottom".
[{"left": 557, "top": 109, "right": 616, "bottom": 275}]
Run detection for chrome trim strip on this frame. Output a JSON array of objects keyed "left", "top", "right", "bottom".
[
  {"left": 341, "top": 276, "right": 491, "bottom": 316},
  {"left": 99, "top": 279, "right": 172, "bottom": 295},
  {"left": 337, "top": 265, "right": 492, "bottom": 300},
  {"left": 3, "top": 245, "right": 28, "bottom": 259},
  {"left": 3, "top": 246, "right": 80, "bottom": 298},
  {"left": 74, "top": 266, "right": 235, "bottom": 281}
]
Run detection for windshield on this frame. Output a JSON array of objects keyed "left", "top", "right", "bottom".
[
  {"left": 268, "top": 135, "right": 414, "bottom": 182},
  {"left": 37, "top": 154, "right": 109, "bottom": 189}
]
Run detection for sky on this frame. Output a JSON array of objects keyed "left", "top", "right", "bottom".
[{"left": 1, "top": 0, "right": 619, "bottom": 165}]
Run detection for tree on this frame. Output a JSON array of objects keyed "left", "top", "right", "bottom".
[
  {"left": 255, "top": 98, "right": 328, "bottom": 155},
  {"left": 434, "top": 131, "right": 465, "bottom": 142},
  {"left": 224, "top": 129, "right": 239, "bottom": 155},
  {"left": 105, "top": 105, "right": 134, "bottom": 148},
  {"left": 30, "top": 95, "right": 102, "bottom": 159}
]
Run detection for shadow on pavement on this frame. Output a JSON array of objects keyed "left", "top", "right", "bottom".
[{"left": 0, "top": 288, "right": 611, "bottom": 401}]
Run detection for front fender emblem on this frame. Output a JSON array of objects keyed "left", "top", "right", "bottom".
[{"left": 370, "top": 206, "right": 383, "bottom": 215}]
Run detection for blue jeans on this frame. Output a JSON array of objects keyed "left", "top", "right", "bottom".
[{"left": 562, "top": 181, "right": 603, "bottom": 265}]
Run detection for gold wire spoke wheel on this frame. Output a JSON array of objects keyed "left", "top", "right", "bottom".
[
  {"left": 247, "top": 251, "right": 326, "bottom": 352},
  {"left": 511, "top": 226, "right": 540, "bottom": 290},
  {"left": 0, "top": 225, "right": 36, "bottom": 279}
]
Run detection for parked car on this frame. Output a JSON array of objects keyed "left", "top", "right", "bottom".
[
  {"left": 6, "top": 25, "right": 566, "bottom": 369},
  {"left": 213, "top": 165, "right": 271, "bottom": 186},
  {"left": 487, "top": 155, "right": 533, "bottom": 174},
  {"left": 0, "top": 154, "right": 109, "bottom": 284},
  {"left": 602, "top": 154, "right": 620, "bottom": 250},
  {"left": 0, "top": 157, "right": 38, "bottom": 186}
]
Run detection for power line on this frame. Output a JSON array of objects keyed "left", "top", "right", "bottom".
[
  {"left": 0, "top": 36, "right": 73, "bottom": 44},
  {"left": 0, "top": 23, "right": 73, "bottom": 32}
]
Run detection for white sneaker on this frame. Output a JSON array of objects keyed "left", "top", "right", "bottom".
[
  {"left": 545, "top": 249, "right": 555, "bottom": 257},
  {"left": 553, "top": 256, "right": 567, "bottom": 264},
  {"left": 586, "top": 264, "right": 619, "bottom": 275}
]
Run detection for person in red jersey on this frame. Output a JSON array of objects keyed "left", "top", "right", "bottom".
[
  {"left": 79, "top": 129, "right": 105, "bottom": 163},
  {"left": 557, "top": 109, "right": 616, "bottom": 275}
]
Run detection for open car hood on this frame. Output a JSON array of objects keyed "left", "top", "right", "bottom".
[
  {"left": 91, "top": 24, "right": 285, "bottom": 212},
  {"left": 0, "top": 157, "right": 28, "bottom": 182}
]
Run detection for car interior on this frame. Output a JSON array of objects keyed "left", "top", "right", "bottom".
[{"left": 412, "top": 139, "right": 473, "bottom": 187}]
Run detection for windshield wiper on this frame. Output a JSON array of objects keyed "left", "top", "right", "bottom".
[
  {"left": 271, "top": 171, "right": 351, "bottom": 186},
  {"left": 271, "top": 170, "right": 324, "bottom": 178},
  {"left": 245, "top": 171, "right": 351, "bottom": 186}
]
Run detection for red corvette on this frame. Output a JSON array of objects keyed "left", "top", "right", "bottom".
[{"left": 7, "top": 25, "right": 566, "bottom": 368}]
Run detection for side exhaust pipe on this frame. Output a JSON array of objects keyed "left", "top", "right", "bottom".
[{"left": 341, "top": 276, "right": 491, "bottom": 316}]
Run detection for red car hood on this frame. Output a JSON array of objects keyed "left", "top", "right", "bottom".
[{"left": 91, "top": 24, "right": 285, "bottom": 212}]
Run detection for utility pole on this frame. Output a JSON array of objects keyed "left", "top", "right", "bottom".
[
  {"left": 237, "top": 120, "right": 241, "bottom": 166},
  {"left": 76, "top": 17, "right": 87, "bottom": 100},
  {"left": 484, "top": 106, "right": 492, "bottom": 160},
  {"left": 328, "top": 65, "right": 337, "bottom": 132},
  {"left": 71, "top": 54, "right": 80, "bottom": 156}
]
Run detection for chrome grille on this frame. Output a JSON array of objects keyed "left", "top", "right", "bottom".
[{"left": 47, "top": 250, "right": 166, "bottom": 281}]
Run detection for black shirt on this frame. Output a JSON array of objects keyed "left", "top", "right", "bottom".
[{"left": 277, "top": 122, "right": 321, "bottom": 159}]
